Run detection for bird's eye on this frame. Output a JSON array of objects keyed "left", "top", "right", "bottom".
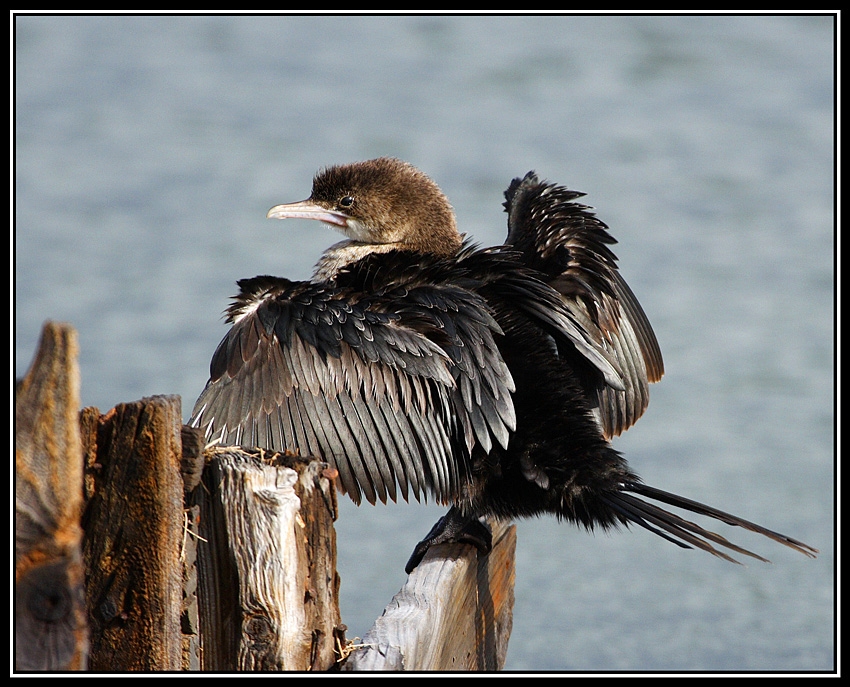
[{"left": 339, "top": 196, "right": 355, "bottom": 208}]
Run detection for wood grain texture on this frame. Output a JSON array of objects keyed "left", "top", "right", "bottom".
[
  {"left": 81, "top": 395, "right": 185, "bottom": 671},
  {"left": 191, "top": 449, "right": 343, "bottom": 671},
  {"left": 15, "top": 321, "right": 88, "bottom": 671},
  {"left": 342, "top": 519, "right": 516, "bottom": 671}
]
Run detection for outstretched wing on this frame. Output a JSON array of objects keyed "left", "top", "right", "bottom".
[
  {"left": 190, "top": 274, "right": 515, "bottom": 506},
  {"left": 503, "top": 172, "right": 664, "bottom": 439}
]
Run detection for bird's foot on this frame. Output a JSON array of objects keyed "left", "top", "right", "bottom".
[{"left": 405, "top": 506, "right": 492, "bottom": 574}]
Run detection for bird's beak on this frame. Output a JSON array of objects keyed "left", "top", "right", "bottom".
[{"left": 266, "top": 200, "right": 349, "bottom": 228}]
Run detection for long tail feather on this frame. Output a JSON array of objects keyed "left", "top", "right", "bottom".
[{"left": 600, "top": 482, "right": 818, "bottom": 564}]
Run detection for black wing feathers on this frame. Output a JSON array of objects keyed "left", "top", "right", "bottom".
[
  {"left": 504, "top": 172, "right": 664, "bottom": 438},
  {"left": 191, "top": 256, "right": 521, "bottom": 506}
]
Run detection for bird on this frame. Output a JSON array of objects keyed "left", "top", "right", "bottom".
[{"left": 190, "top": 156, "right": 817, "bottom": 573}]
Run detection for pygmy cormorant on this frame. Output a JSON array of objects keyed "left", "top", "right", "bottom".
[{"left": 190, "top": 157, "right": 816, "bottom": 572}]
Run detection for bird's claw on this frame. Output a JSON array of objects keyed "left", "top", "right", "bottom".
[{"left": 405, "top": 507, "right": 493, "bottom": 574}]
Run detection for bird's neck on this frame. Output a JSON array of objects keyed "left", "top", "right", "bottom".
[
  {"left": 311, "top": 240, "right": 402, "bottom": 283},
  {"left": 311, "top": 235, "right": 461, "bottom": 283}
]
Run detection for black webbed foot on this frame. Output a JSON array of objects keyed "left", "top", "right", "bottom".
[{"left": 405, "top": 506, "right": 493, "bottom": 574}]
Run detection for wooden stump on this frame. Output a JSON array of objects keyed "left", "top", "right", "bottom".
[
  {"left": 79, "top": 395, "right": 185, "bottom": 671},
  {"left": 15, "top": 321, "right": 88, "bottom": 671},
  {"left": 342, "top": 520, "right": 516, "bottom": 671},
  {"left": 188, "top": 449, "right": 344, "bottom": 671}
]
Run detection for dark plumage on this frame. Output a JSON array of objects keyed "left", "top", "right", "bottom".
[{"left": 191, "top": 157, "right": 816, "bottom": 572}]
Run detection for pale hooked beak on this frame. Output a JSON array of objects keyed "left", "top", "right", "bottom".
[{"left": 266, "top": 200, "right": 349, "bottom": 228}]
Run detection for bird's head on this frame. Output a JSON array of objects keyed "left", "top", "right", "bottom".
[{"left": 267, "top": 157, "right": 462, "bottom": 257}]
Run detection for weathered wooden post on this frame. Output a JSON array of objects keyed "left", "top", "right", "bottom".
[
  {"left": 15, "top": 322, "right": 89, "bottom": 671},
  {"left": 343, "top": 520, "right": 516, "bottom": 671},
  {"left": 79, "top": 395, "right": 185, "bottom": 670},
  {"left": 187, "top": 447, "right": 344, "bottom": 670}
]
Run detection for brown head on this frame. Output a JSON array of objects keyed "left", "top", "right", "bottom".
[{"left": 267, "top": 157, "right": 462, "bottom": 260}]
